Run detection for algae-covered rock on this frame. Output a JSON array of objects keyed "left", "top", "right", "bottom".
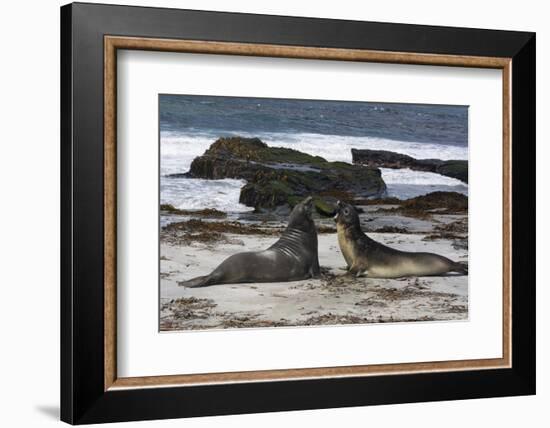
[
  {"left": 376, "top": 191, "right": 468, "bottom": 218},
  {"left": 177, "top": 137, "right": 386, "bottom": 211},
  {"left": 312, "top": 197, "right": 336, "bottom": 217},
  {"left": 434, "top": 160, "right": 468, "bottom": 183},
  {"left": 402, "top": 191, "right": 468, "bottom": 212}
]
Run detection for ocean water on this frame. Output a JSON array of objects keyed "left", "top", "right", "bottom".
[{"left": 160, "top": 95, "right": 468, "bottom": 212}]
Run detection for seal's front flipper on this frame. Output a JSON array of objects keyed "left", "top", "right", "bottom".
[
  {"left": 348, "top": 262, "right": 360, "bottom": 275},
  {"left": 355, "top": 270, "right": 368, "bottom": 278},
  {"left": 338, "top": 266, "right": 350, "bottom": 271},
  {"left": 348, "top": 262, "right": 368, "bottom": 278},
  {"left": 310, "top": 260, "right": 321, "bottom": 278}
]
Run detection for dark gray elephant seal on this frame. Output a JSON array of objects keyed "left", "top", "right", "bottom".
[
  {"left": 334, "top": 201, "right": 467, "bottom": 278},
  {"left": 179, "top": 196, "right": 320, "bottom": 288}
]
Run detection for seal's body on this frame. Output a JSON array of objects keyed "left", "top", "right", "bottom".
[
  {"left": 179, "top": 197, "right": 320, "bottom": 288},
  {"left": 335, "top": 201, "right": 467, "bottom": 278}
]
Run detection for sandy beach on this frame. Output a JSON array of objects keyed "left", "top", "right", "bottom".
[{"left": 160, "top": 206, "right": 468, "bottom": 331}]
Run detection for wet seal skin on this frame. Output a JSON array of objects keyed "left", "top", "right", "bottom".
[
  {"left": 179, "top": 196, "right": 320, "bottom": 287},
  {"left": 334, "top": 201, "right": 467, "bottom": 278}
]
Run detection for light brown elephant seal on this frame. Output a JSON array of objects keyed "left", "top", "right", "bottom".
[
  {"left": 179, "top": 196, "right": 320, "bottom": 287},
  {"left": 334, "top": 201, "right": 467, "bottom": 278}
]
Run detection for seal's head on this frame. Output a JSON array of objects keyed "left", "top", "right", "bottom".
[
  {"left": 287, "top": 196, "right": 315, "bottom": 232},
  {"left": 334, "top": 200, "right": 360, "bottom": 229}
]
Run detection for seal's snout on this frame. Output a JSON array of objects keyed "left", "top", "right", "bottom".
[
  {"left": 300, "top": 196, "right": 314, "bottom": 219},
  {"left": 303, "top": 196, "right": 313, "bottom": 213},
  {"left": 334, "top": 201, "right": 341, "bottom": 222}
]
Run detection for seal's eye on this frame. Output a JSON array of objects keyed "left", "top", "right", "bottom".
[{"left": 344, "top": 208, "right": 350, "bottom": 215}]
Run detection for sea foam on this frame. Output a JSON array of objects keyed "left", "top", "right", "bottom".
[{"left": 161, "top": 177, "right": 253, "bottom": 213}]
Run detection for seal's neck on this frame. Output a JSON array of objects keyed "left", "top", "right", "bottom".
[
  {"left": 336, "top": 220, "right": 361, "bottom": 234},
  {"left": 286, "top": 217, "right": 314, "bottom": 234},
  {"left": 337, "top": 220, "right": 374, "bottom": 244}
]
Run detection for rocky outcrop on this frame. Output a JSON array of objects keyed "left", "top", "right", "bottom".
[
  {"left": 174, "top": 137, "right": 386, "bottom": 211},
  {"left": 351, "top": 149, "right": 468, "bottom": 183},
  {"left": 375, "top": 191, "right": 468, "bottom": 218}
]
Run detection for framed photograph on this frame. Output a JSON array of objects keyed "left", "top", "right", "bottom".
[{"left": 61, "top": 2, "right": 535, "bottom": 424}]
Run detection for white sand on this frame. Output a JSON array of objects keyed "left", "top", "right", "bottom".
[{"left": 160, "top": 232, "right": 468, "bottom": 331}]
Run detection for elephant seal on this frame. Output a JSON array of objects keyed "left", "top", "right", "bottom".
[
  {"left": 179, "top": 196, "right": 320, "bottom": 288},
  {"left": 334, "top": 201, "right": 467, "bottom": 278}
]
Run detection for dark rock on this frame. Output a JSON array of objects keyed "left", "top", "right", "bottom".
[
  {"left": 434, "top": 160, "right": 469, "bottom": 183},
  {"left": 351, "top": 148, "right": 468, "bottom": 183},
  {"left": 178, "top": 137, "right": 386, "bottom": 210},
  {"left": 355, "top": 196, "right": 403, "bottom": 205},
  {"left": 376, "top": 191, "right": 468, "bottom": 218},
  {"left": 401, "top": 191, "right": 468, "bottom": 212}
]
